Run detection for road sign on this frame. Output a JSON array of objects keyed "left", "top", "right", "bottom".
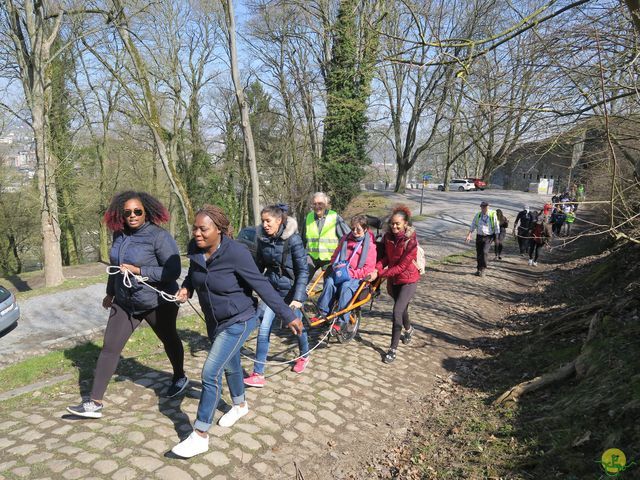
[{"left": 423, "top": 173, "right": 432, "bottom": 181}]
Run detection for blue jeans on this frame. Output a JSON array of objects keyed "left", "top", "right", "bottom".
[
  {"left": 316, "top": 276, "right": 361, "bottom": 326},
  {"left": 194, "top": 316, "right": 257, "bottom": 432},
  {"left": 253, "top": 304, "right": 309, "bottom": 375}
]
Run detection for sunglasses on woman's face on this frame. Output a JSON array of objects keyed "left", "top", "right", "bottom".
[{"left": 124, "top": 208, "right": 144, "bottom": 218}]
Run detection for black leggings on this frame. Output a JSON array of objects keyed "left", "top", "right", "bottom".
[
  {"left": 529, "top": 242, "right": 543, "bottom": 261},
  {"left": 91, "top": 301, "right": 184, "bottom": 401},
  {"left": 494, "top": 230, "right": 506, "bottom": 257},
  {"left": 389, "top": 282, "right": 418, "bottom": 349}
]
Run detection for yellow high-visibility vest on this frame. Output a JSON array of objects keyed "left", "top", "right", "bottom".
[
  {"left": 306, "top": 210, "right": 339, "bottom": 260},
  {"left": 473, "top": 210, "right": 498, "bottom": 232}
]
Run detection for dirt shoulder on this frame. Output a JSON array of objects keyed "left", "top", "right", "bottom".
[{"left": 351, "top": 232, "right": 639, "bottom": 479}]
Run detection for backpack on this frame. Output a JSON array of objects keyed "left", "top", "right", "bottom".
[
  {"left": 413, "top": 243, "right": 427, "bottom": 275},
  {"left": 401, "top": 233, "right": 426, "bottom": 275}
]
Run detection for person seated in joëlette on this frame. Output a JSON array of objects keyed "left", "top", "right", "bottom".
[{"left": 310, "top": 214, "right": 377, "bottom": 333}]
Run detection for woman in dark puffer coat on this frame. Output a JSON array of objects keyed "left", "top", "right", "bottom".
[
  {"left": 67, "top": 191, "right": 186, "bottom": 419},
  {"left": 244, "top": 205, "right": 310, "bottom": 388},
  {"left": 367, "top": 205, "right": 421, "bottom": 364}
]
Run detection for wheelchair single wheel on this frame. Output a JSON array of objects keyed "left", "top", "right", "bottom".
[{"left": 336, "top": 310, "right": 360, "bottom": 343}]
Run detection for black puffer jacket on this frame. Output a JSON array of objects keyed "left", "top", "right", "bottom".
[
  {"left": 256, "top": 217, "right": 308, "bottom": 304},
  {"left": 106, "top": 222, "right": 181, "bottom": 314}
]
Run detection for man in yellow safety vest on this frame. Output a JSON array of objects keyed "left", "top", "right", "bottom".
[{"left": 301, "top": 192, "right": 350, "bottom": 278}]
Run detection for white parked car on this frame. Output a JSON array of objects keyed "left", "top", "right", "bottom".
[{"left": 437, "top": 178, "right": 475, "bottom": 191}]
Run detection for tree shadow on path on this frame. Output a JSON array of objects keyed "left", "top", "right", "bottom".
[{"left": 59, "top": 326, "right": 228, "bottom": 441}]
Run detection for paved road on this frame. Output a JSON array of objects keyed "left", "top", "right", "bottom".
[
  {"left": 0, "top": 227, "right": 542, "bottom": 479},
  {"left": 386, "top": 188, "right": 550, "bottom": 261},
  {"left": 0, "top": 189, "right": 548, "bottom": 365}
]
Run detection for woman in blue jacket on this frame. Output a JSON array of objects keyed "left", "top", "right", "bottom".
[
  {"left": 244, "top": 204, "right": 310, "bottom": 389},
  {"left": 171, "top": 204, "right": 303, "bottom": 459},
  {"left": 67, "top": 191, "right": 186, "bottom": 419}
]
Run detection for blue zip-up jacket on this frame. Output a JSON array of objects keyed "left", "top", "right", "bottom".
[
  {"left": 182, "top": 235, "right": 297, "bottom": 338},
  {"left": 256, "top": 217, "right": 308, "bottom": 304},
  {"left": 106, "top": 222, "right": 181, "bottom": 315}
]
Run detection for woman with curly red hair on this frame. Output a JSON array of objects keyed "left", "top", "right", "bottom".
[
  {"left": 67, "top": 191, "right": 187, "bottom": 418},
  {"left": 366, "top": 205, "right": 421, "bottom": 363}
]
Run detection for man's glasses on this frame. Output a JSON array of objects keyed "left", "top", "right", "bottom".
[{"left": 124, "top": 208, "right": 144, "bottom": 218}]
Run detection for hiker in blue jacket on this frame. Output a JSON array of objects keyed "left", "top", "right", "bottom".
[
  {"left": 551, "top": 205, "right": 567, "bottom": 236},
  {"left": 67, "top": 191, "right": 187, "bottom": 419},
  {"left": 171, "top": 204, "right": 303, "bottom": 459},
  {"left": 244, "top": 204, "right": 310, "bottom": 389}
]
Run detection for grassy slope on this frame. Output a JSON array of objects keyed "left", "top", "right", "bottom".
[{"left": 0, "top": 314, "right": 208, "bottom": 397}]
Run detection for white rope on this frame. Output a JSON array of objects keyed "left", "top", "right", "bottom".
[
  {"left": 107, "top": 265, "right": 344, "bottom": 366},
  {"left": 106, "top": 266, "right": 180, "bottom": 303},
  {"left": 183, "top": 297, "right": 337, "bottom": 366},
  {"left": 239, "top": 316, "right": 337, "bottom": 366}
]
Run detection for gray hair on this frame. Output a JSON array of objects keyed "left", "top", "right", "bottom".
[{"left": 310, "top": 192, "right": 330, "bottom": 207}]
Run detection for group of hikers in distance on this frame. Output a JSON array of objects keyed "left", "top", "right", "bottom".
[
  {"left": 66, "top": 190, "right": 422, "bottom": 459},
  {"left": 466, "top": 186, "right": 581, "bottom": 276}
]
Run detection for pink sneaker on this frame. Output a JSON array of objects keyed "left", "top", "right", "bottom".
[
  {"left": 292, "top": 357, "right": 310, "bottom": 374},
  {"left": 243, "top": 372, "right": 265, "bottom": 388}
]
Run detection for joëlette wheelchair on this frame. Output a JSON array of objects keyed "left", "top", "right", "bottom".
[{"left": 301, "top": 214, "right": 387, "bottom": 343}]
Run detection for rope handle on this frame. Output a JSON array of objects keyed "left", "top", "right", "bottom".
[
  {"left": 106, "top": 265, "right": 333, "bottom": 366},
  {"left": 106, "top": 266, "right": 180, "bottom": 304}
]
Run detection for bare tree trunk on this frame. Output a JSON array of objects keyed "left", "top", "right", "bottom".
[
  {"left": 5, "top": 0, "right": 65, "bottom": 286},
  {"left": 96, "top": 143, "right": 110, "bottom": 263},
  {"left": 8, "top": 234, "right": 23, "bottom": 274},
  {"left": 223, "top": 0, "right": 260, "bottom": 224},
  {"left": 33, "top": 102, "right": 65, "bottom": 286},
  {"left": 95, "top": 0, "right": 194, "bottom": 235},
  {"left": 395, "top": 167, "right": 408, "bottom": 192}
]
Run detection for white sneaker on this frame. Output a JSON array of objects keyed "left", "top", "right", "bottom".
[
  {"left": 171, "top": 431, "right": 209, "bottom": 458},
  {"left": 533, "top": 261, "right": 538, "bottom": 266},
  {"left": 528, "top": 259, "right": 533, "bottom": 266},
  {"left": 218, "top": 402, "right": 249, "bottom": 428}
]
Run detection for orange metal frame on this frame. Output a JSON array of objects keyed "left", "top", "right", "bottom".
[{"left": 306, "top": 270, "right": 384, "bottom": 327}]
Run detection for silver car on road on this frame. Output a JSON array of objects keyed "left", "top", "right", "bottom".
[{"left": 0, "top": 285, "right": 20, "bottom": 335}]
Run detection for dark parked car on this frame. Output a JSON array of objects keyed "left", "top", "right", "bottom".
[
  {"left": 467, "top": 178, "right": 487, "bottom": 190},
  {"left": 0, "top": 285, "right": 20, "bottom": 335},
  {"left": 236, "top": 226, "right": 257, "bottom": 259}
]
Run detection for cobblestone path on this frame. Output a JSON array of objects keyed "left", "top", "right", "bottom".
[{"left": 0, "top": 242, "right": 535, "bottom": 479}]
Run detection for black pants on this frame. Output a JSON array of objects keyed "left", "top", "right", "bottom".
[
  {"left": 494, "top": 230, "right": 506, "bottom": 257},
  {"left": 517, "top": 227, "right": 529, "bottom": 253},
  {"left": 389, "top": 282, "right": 418, "bottom": 349},
  {"left": 91, "top": 301, "right": 184, "bottom": 400},
  {"left": 529, "top": 242, "right": 543, "bottom": 261},
  {"left": 475, "top": 235, "right": 494, "bottom": 271},
  {"left": 552, "top": 221, "right": 564, "bottom": 236}
]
